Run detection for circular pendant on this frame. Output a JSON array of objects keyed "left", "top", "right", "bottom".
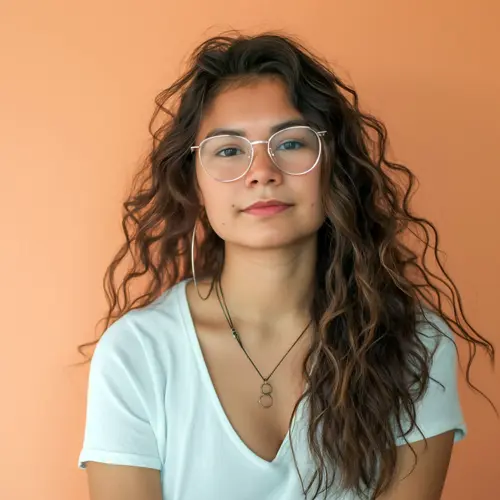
[
  {"left": 258, "top": 381, "right": 274, "bottom": 408},
  {"left": 259, "top": 393, "right": 273, "bottom": 408},
  {"left": 261, "top": 382, "right": 272, "bottom": 395}
]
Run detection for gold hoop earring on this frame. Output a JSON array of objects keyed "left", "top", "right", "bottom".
[{"left": 191, "top": 221, "right": 211, "bottom": 301}]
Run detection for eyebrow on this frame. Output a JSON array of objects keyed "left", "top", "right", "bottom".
[{"left": 203, "top": 118, "right": 309, "bottom": 140}]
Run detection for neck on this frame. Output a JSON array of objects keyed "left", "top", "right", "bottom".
[{"left": 216, "top": 237, "right": 317, "bottom": 333}]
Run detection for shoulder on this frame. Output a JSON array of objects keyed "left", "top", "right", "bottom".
[
  {"left": 78, "top": 284, "right": 192, "bottom": 472},
  {"left": 415, "top": 308, "right": 458, "bottom": 365},
  {"left": 91, "top": 280, "right": 190, "bottom": 374},
  {"left": 394, "top": 308, "right": 467, "bottom": 445}
]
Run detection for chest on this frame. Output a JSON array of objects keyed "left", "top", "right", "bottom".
[{"left": 193, "top": 317, "right": 310, "bottom": 463}]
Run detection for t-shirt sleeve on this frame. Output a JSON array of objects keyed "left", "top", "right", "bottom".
[
  {"left": 78, "top": 316, "right": 162, "bottom": 470},
  {"left": 394, "top": 313, "right": 467, "bottom": 446}
]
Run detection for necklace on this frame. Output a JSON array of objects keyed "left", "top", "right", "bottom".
[{"left": 215, "top": 279, "right": 312, "bottom": 409}]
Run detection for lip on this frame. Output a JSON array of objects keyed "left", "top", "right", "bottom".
[{"left": 242, "top": 199, "right": 293, "bottom": 216}]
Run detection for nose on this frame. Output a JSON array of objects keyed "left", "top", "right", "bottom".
[{"left": 244, "top": 143, "right": 283, "bottom": 187}]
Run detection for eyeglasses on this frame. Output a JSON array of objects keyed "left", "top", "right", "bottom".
[{"left": 190, "top": 125, "right": 327, "bottom": 183}]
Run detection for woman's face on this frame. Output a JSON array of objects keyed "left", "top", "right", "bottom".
[{"left": 194, "top": 77, "right": 325, "bottom": 250}]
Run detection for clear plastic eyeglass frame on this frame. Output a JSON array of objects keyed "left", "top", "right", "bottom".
[{"left": 190, "top": 125, "right": 327, "bottom": 183}]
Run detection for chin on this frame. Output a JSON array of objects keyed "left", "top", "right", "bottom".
[
  {"left": 212, "top": 215, "right": 323, "bottom": 251},
  {"left": 235, "top": 229, "right": 317, "bottom": 251}
]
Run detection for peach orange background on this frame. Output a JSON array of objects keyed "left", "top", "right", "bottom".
[{"left": 1, "top": 1, "right": 498, "bottom": 499}]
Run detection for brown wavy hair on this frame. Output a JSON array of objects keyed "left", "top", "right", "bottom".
[{"left": 79, "top": 31, "right": 496, "bottom": 498}]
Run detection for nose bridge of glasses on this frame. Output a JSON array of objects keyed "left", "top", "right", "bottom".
[
  {"left": 248, "top": 139, "right": 276, "bottom": 166},
  {"left": 249, "top": 139, "right": 271, "bottom": 156}
]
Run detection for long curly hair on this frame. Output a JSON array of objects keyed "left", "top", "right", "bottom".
[{"left": 79, "top": 31, "right": 496, "bottom": 498}]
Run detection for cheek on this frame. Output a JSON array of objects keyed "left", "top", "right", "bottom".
[
  {"left": 197, "top": 176, "right": 233, "bottom": 231},
  {"left": 301, "top": 171, "right": 324, "bottom": 225},
  {"left": 300, "top": 170, "right": 322, "bottom": 204},
  {"left": 204, "top": 199, "right": 235, "bottom": 239}
]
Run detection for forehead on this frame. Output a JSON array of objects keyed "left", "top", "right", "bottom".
[{"left": 196, "top": 77, "right": 303, "bottom": 140}]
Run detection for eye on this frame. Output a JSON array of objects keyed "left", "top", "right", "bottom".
[
  {"left": 276, "top": 140, "right": 303, "bottom": 151},
  {"left": 216, "top": 147, "right": 243, "bottom": 157}
]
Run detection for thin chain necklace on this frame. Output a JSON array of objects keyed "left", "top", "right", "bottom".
[{"left": 215, "top": 279, "right": 312, "bottom": 409}]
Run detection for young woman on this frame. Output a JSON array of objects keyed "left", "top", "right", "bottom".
[{"left": 78, "top": 32, "right": 495, "bottom": 500}]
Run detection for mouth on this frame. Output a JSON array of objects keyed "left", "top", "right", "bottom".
[{"left": 242, "top": 199, "right": 293, "bottom": 216}]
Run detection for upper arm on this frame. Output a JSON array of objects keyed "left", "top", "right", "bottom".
[
  {"left": 378, "top": 430, "right": 455, "bottom": 500},
  {"left": 86, "top": 462, "right": 162, "bottom": 500},
  {"left": 79, "top": 316, "right": 164, "bottom": 483},
  {"left": 381, "top": 314, "right": 467, "bottom": 499}
]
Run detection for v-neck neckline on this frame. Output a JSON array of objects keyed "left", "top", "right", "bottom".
[{"left": 176, "top": 278, "right": 306, "bottom": 468}]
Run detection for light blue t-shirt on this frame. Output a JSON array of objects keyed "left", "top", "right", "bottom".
[{"left": 78, "top": 279, "right": 467, "bottom": 499}]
